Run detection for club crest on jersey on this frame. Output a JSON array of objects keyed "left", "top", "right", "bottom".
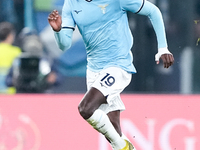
[{"left": 98, "top": 4, "right": 109, "bottom": 14}]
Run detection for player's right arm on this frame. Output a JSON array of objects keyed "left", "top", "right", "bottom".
[{"left": 48, "top": 10, "right": 74, "bottom": 51}]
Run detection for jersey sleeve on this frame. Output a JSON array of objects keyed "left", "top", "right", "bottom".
[
  {"left": 54, "top": 0, "right": 75, "bottom": 51},
  {"left": 137, "top": 1, "right": 168, "bottom": 48},
  {"left": 54, "top": 29, "right": 73, "bottom": 51},
  {"left": 62, "top": 0, "right": 76, "bottom": 28},
  {"left": 120, "top": 0, "right": 144, "bottom": 13}
]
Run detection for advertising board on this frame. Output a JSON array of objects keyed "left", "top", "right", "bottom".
[{"left": 0, "top": 94, "right": 199, "bottom": 150}]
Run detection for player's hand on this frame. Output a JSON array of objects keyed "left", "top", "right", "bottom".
[
  {"left": 155, "top": 47, "right": 174, "bottom": 68},
  {"left": 48, "top": 10, "right": 62, "bottom": 32}
]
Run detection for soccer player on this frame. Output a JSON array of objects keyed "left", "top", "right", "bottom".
[{"left": 48, "top": 0, "right": 174, "bottom": 149}]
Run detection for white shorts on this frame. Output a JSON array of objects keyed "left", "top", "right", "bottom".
[{"left": 86, "top": 67, "right": 132, "bottom": 114}]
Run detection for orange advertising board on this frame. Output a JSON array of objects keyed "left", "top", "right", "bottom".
[{"left": 0, "top": 94, "right": 199, "bottom": 150}]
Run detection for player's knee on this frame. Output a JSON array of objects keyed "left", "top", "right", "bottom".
[{"left": 78, "top": 102, "right": 94, "bottom": 120}]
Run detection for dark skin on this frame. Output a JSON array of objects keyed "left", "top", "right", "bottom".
[
  {"left": 48, "top": 10, "right": 174, "bottom": 137},
  {"left": 78, "top": 87, "right": 123, "bottom": 136},
  {"left": 157, "top": 54, "right": 174, "bottom": 68}
]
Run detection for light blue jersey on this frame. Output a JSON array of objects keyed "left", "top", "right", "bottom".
[{"left": 55, "top": 0, "right": 168, "bottom": 73}]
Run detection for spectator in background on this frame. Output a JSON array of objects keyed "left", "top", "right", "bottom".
[
  {"left": 0, "top": 22, "right": 22, "bottom": 94},
  {"left": 5, "top": 28, "right": 62, "bottom": 93}
]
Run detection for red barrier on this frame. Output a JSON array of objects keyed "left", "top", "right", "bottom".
[{"left": 0, "top": 94, "right": 199, "bottom": 150}]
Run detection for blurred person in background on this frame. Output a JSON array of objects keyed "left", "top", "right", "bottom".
[
  {"left": 48, "top": 0, "right": 174, "bottom": 149},
  {"left": 0, "top": 22, "right": 22, "bottom": 94},
  {"left": 5, "top": 28, "right": 62, "bottom": 93}
]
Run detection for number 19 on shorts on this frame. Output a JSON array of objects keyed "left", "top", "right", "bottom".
[{"left": 100, "top": 73, "right": 115, "bottom": 87}]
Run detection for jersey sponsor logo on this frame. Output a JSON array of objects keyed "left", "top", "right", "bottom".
[
  {"left": 98, "top": 4, "right": 109, "bottom": 14},
  {"left": 74, "top": 10, "right": 82, "bottom": 14}
]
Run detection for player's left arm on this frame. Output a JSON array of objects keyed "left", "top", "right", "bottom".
[
  {"left": 136, "top": 1, "right": 174, "bottom": 68},
  {"left": 120, "top": 0, "right": 174, "bottom": 68}
]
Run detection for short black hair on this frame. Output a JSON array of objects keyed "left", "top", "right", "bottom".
[{"left": 0, "top": 22, "right": 15, "bottom": 41}]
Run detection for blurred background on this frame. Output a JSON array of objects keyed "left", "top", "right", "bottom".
[
  {"left": 0, "top": 1, "right": 200, "bottom": 150},
  {"left": 0, "top": 0, "right": 199, "bottom": 94}
]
